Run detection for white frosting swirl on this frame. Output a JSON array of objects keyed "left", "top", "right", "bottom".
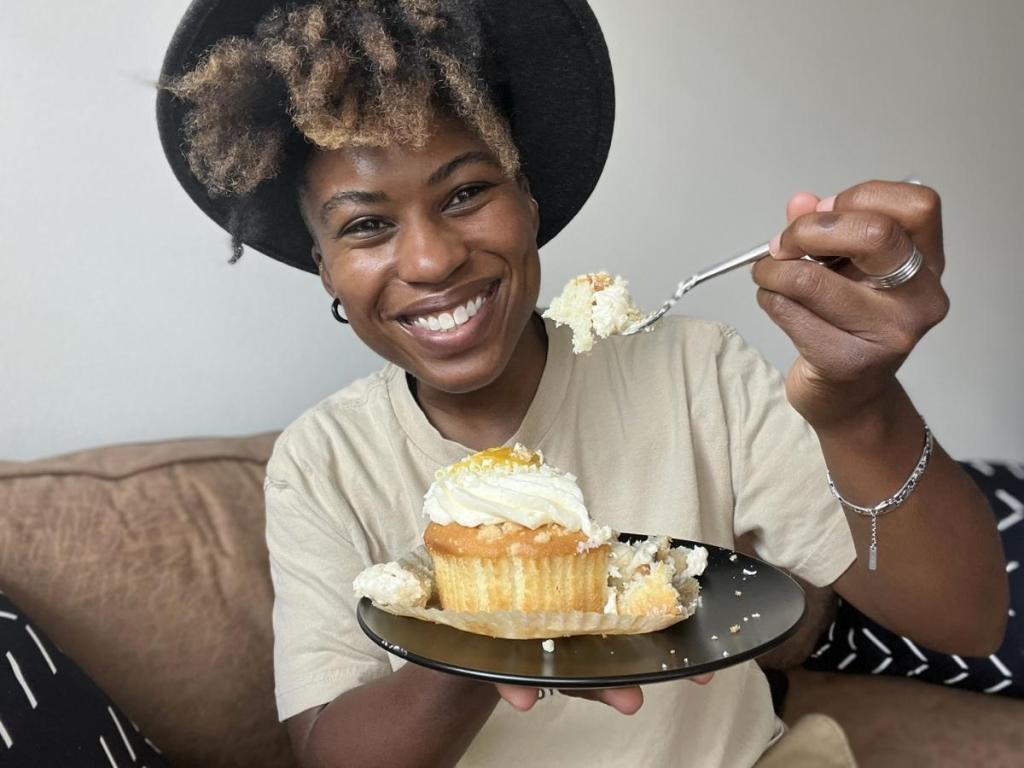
[{"left": 423, "top": 449, "right": 609, "bottom": 545}]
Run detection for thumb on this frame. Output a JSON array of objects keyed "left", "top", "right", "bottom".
[
  {"left": 786, "top": 191, "right": 821, "bottom": 223},
  {"left": 771, "top": 192, "right": 822, "bottom": 256}
]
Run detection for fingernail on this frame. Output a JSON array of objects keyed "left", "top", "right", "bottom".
[
  {"left": 816, "top": 195, "right": 836, "bottom": 212},
  {"left": 768, "top": 233, "right": 782, "bottom": 256}
]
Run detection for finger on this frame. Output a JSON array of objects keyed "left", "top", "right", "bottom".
[
  {"left": 774, "top": 210, "right": 916, "bottom": 279},
  {"left": 753, "top": 258, "right": 949, "bottom": 361},
  {"left": 756, "top": 287, "right": 887, "bottom": 384},
  {"left": 833, "top": 180, "right": 945, "bottom": 274},
  {"left": 560, "top": 686, "right": 644, "bottom": 715},
  {"left": 753, "top": 258, "right": 881, "bottom": 333},
  {"left": 770, "top": 193, "right": 819, "bottom": 255},
  {"left": 769, "top": 193, "right": 839, "bottom": 256},
  {"left": 689, "top": 672, "right": 715, "bottom": 685},
  {"left": 495, "top": 684, "right": 540, "bottom": 711},
  {"left": 786, "top": 192, "right": 820, "bottom": 223}
]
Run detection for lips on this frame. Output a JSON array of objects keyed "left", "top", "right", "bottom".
[
  {"left": 397, "top": 280, "right": 499, "bottom": 332},
  {"left": 394, "top": 279, "right": 502, "bottom": 354}
]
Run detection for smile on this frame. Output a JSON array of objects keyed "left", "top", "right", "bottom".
[{"left": 400, "top": 281, "right": 499, "bottom": 333}]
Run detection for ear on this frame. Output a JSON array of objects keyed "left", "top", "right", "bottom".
[
  {"left": 313, "top": 246, "right": 336, "bottom": 297},
  {"left": 517, "top": 174, "right": 540, "bottom": 234},
  {"left": 299, "top": 183, "right": 336, "bottom": 296}
]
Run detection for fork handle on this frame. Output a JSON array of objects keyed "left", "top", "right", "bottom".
[
  {"left": 689, "top": 243, "right": 845, "bottom": 289},
  {"left": 689, "top": 242, "right": 772, "bottom": 288},
  {"left": 690, "top": 177, "right": 922, "bottom": 289}
]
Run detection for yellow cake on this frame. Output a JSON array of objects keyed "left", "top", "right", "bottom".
[
  {"left": 607, "top": 535, "right": 707, "bottom": 617},
  {"left": 543, "top": 271, "right": 645, "bottom": 354},
  {"left": 421, "top": 445, "right": 613, "bottom": 613}
]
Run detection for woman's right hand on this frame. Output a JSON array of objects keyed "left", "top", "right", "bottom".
[{"left": 495, "top": 673, "right": 714, "bottom": 715}]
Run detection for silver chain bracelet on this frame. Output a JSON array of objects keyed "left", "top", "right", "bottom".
[{"left": 826, "top": 422, "right": 933, "bottom": 571}]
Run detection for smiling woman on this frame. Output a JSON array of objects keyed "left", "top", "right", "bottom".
[
  {"left": 304, "top": 122, "right": 544, "bottom": 403},
  {"left": 155, "top": 1, "right": 1008, "bottom": 767}
]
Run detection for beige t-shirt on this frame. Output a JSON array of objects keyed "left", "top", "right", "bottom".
[{"left": 265, "top": 315, "right": 856, "bottom": 768}]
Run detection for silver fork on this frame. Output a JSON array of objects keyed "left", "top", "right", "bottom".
[
  {"left": 623, "top": 242, "right": 785, "bottom": 335},
  {"left": 624, "top": 178, "right": 922, "bottom": 336}
]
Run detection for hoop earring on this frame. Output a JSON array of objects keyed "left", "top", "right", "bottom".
[{"left": 331, "top": 298, "right": 349, "bottom": 325}]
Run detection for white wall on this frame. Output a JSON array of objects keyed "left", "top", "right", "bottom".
[{"left": 2, "top": 0, "right": 1022, "bottom": 461}]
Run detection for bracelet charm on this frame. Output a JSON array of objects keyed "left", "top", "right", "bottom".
[{"left": 827, "top": 422, "right": 934, "bottom": 572}]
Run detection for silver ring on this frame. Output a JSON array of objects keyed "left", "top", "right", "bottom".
[{"left": 865, "top": 245, "right": 924, "bottom": 290}]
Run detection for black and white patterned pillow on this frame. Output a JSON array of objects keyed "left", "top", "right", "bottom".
[
  {"left": 0, "top": 591, "right": 171, "bottom": 767},
  {"left": 804, "top": 461, "right": 1023, "bottom": 697}
]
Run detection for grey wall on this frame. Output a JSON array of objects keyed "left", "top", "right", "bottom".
[{"left": 2, "top": 0, "right": 1022, "bottom": 461}]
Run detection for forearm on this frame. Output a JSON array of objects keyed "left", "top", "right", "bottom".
[
  {"left": 819, "top": 382, "right": 1008, "bottom": 655},
  {"left": 298, "top": 663, "right": 500, "bottom": 768}
]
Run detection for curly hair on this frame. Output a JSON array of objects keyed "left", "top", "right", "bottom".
[{"left": 164, "top": 0, "right": 520, "bottom": 261}]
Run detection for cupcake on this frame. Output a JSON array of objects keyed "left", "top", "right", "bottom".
[
  {"left": 353, "top": 447, "right": 709, "bottom": 638},
  {"left": 543, "top": 272, "right": 645, "bottom": 354},
  {"left": 421, "top": 445, "right": 614, "bottom": 613}
]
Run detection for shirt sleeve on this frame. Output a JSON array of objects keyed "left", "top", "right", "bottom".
[
  {"left": 717, "top": 325, "right": 857, "bottom": 587},
  {"left": 265, "top": 473, "right": 391, "bottom": 721}
]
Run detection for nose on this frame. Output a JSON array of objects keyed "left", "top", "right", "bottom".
[{"left": 394, "top": 214, "right": 469, "bottom": 285}]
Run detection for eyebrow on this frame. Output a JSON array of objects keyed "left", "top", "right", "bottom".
[
  {"left": 426, "top": 150, "right": 501, "bottom": 186},
  {"left": 320, "top": 190, "right": 390, "bottom": 223},
  {"left": 318, "top": 150, "right": 500, "bottom": 224}
]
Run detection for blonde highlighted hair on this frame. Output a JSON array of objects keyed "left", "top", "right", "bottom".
[{"left": 165, "top": 0, "right": 519, "bottom": 200}]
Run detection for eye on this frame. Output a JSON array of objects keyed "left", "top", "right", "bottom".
[
  {"left": 339, "top": 217, "right": 391, "bottom": 239},
  {"left": 446, "top": 183, "right": 493, "bottom": 210}
]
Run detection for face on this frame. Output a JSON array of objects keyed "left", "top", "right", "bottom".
[{"left": 301, "top": 116, "right": 541, "bottom": 394}]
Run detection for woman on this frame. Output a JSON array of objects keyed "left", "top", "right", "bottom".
[{"left": 157, "top": 1, "right": 1007, "bottom": 766}]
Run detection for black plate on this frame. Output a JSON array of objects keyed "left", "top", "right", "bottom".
[{"left": 357, "top": 534, "right": 805, "bottom": 688}]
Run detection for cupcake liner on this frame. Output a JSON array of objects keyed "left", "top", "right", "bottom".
[{"left": 364, "top": 546, "right": 700, "bottom": 640}]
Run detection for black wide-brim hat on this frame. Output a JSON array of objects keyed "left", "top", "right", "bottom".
[{"left": 156, "top": 0, "right": 614, "bottom": 273}]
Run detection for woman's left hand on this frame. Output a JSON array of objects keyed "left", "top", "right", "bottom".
[{"left": 751, "top": 180, "right": 950, "bottom": 430}]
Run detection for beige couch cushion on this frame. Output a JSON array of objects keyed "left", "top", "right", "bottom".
[
  {"left": 785, "top": 667, "right": 1024, "bottom": 767},
  {"left": 0, "top": 434, "right": 295, "bottom": 768}
]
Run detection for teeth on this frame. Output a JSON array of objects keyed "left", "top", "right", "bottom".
[{"left": 408, "top": 291, "right": 489, "bottom": 332}]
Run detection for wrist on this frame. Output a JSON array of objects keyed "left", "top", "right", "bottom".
[
  {"left": 823, "top": 417, "right": 934, "bottom": 572},
  {"left": 812, "top": 381, "right": 913, "bottom": 451},
  {"left": 812, "top": 381, "right": 931, "bottom": 513}
]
